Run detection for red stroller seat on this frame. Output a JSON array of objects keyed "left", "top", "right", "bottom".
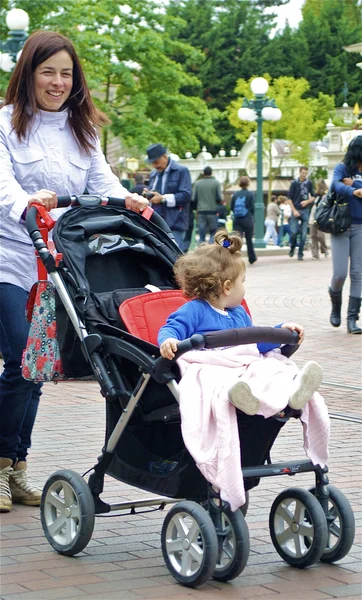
[{"left": 119, "top": 289, "right": 251, "bottom": 345}]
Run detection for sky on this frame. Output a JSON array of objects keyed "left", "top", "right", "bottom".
[{"left": 265, "top": 0, "right": 305, "bottom": 35}]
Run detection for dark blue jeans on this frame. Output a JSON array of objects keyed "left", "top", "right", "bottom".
[
  {"left": 289, "top": 209, "right": 310, "bottom": 258},
  {"left": 0, "top": 283, "right": 42, "bottom": 463}
]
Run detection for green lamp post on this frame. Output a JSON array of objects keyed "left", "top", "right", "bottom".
[
  {"left": 0, "top": 8, "right": 29, "bottom": 72},
  {"left": 238, "top": 77, "right": 282, "bottom": 248}
]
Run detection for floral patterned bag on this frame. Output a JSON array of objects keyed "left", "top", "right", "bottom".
[{"left": 22, "top": 281, "right": 66, "bottom": 382}]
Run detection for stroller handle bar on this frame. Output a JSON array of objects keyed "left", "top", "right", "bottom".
[
  {"left": 153, "top": 327, "right": 300, "bottom": 381},
  {"left": 25, "top": 194, "right": 178, "bottom": 274},
  {"left": 26, "top": 195, "right": 127, "bottom": 237}
]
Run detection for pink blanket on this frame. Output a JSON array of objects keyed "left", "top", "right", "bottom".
[{"left": 177, "top": 345, "right": 330, "bottom": 512}]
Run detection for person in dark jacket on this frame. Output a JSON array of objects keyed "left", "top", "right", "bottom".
[
  {"left": 146, "top": 144, "right": 192, "bottom": 251},
  {"left": 288, "top": 166, "right": 315, "bottom": 261},
  {"left": 230, "top": 176, "right": 257, "bottom": 264},
  {"left": 328, "top": 135, "right": 362, "bottom": 334},
  {"left": 130, "top": 173, "right": 146, "bottom": 195},
  {"left": 192, "top": 166, "right": 222, "bottom": 244}
]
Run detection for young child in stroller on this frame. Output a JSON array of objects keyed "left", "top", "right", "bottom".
[{"left": 158, "top": 229, "right": 323, "bottom": 418}]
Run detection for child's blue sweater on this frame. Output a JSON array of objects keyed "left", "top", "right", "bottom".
[{"left": 158, "top": 298, "right": 282, "bottom": 354}]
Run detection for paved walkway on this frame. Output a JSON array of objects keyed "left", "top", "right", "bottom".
[{"left": 1, "top": 249, "right": 361, "bottom": 600}]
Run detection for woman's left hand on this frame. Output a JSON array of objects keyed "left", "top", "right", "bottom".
[
  {"left": 125, "top": 194, "right": 149, "bottom": 213},
  {"left": 281, "top": 322, "right": 305, "bottom": 345}
]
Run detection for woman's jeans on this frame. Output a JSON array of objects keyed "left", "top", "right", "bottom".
[
  {"left": 0, "top": 283, "right": 42, "bottom": 463},
  {"left": 330, "top": 224, "right": 362, "bottom": 298},
  {"left": 263, "top": 219, "right": 278, "bottom": 245}
]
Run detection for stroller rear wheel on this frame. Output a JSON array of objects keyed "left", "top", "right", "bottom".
[
  {"left": 211, "top": 501, "right": 250, "bottom": 582},
  {"left": 161, "top": 500, "right": 218, "bottom": 588},
  {"left": 269, "top": 487, "right": 328, "bottom": 568},
  {"left": 41, "top": 469, "right": 95, "bottom": 556},
  {"left": 309, "top": 485, "right": 355, "bottom": 563}
]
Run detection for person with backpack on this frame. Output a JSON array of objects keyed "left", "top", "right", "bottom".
[
  {"left": 230, "top": 176, "right": 257, "bottom": 264},
  {"left": 263, "top": 195, "right": 280, "bottom": 246}
]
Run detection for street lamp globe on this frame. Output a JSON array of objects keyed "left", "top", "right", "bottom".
[
  {"left": 250, "top": 77, "right": 268, "bottom": 96},
  {"left": 6, "top": 8, "right": 29, "bottom": 31},
  {"left": 238, "top": 107, "right": 257, "bottom": 121},
  {"left": 261, "top": 106, "right": 282, "bottom": 122}
]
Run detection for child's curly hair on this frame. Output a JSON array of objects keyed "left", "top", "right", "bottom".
[{"left": 174, "top": 229, "right": 245, "bottom": 301}]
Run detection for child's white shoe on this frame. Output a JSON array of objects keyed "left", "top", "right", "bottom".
[
  {"left": 228, "top": 381, "right": 260, "bottom": 415},
  {"left": 288, "top": 361, "right": 323, "bottom": 410}
]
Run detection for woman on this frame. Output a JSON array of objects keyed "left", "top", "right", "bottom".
[
  {"left": 328, "top": 135, "right": 362, "bottom": 334},
  {"left": 309, "top": 179, "right": 329, "bottom": 260},
  {"left": 0, "top": 30, "right": 148, "bottom": 512},
  {"left": 230, "top": 176, "right": 257, "bottom": 264},
  {"left": 263, "top": 195, "right": 280, "bottom": 246},
  {"left": 277, "top": 195, "right": 292, "bottom": 247}
]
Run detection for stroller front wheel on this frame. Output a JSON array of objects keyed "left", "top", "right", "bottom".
[
  {"left": 41, "top": 469, "right": 95, "bottom": 556},
  {"left": 161, "top": 500, "right": 218, "bottom": 588},
  {"left": 269, "top": 487, "right": 328, "bottom": 568},
  {"left": 211, "top": 501, "right": 250, "bottom": 582},
  {"left": 309, "top": 485, "right": 355, "bottom": 563}
]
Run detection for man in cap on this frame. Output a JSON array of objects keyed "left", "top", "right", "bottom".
[{"left": 146, "top": 143, "right": 192, "bottom": 250}]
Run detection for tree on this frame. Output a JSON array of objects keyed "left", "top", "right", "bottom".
[
  {"left": 227, "top": 75, "right": 335, "bottom": 197},
  {"left": 0, "top": 0, "right": 219, "bottom": 156},
  {"left": 165, "top": 0, "right": 289, "bottom": 152}
]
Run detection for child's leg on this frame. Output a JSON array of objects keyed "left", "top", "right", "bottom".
[
  {"left": 228, "top": 381, "right": 260, "bottom": 415},
  {"left": 288, "top": 361, "right": 323, "bottom": 410}
]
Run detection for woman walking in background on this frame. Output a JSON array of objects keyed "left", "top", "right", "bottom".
[
  {"left": 310, "top": 179, "right": 329, "bottom": 260},
  {"left": 263, "top": 195, "right": 280, "bottom": 246},
  {"left": 277, "top": 195, "right": 292, "bottom": 247},
  {"left": 231, "top": 176, "right": 257, "bottom": 264},
  {"left": 328, "top": 136, "right": 362, "bottom": 334}
]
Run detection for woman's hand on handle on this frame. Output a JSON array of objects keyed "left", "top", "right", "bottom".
[
  {"left": 125, "top": 193, "right": 149, "bottom": 213},
  {"left": 281, "top": 322, "right": 304, "bottom": 345},
  {"left": 28, "top": 189, "right": 58, "bottom": 211}
]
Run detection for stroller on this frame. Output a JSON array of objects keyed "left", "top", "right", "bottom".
[{"left": 25, "top": 195, "right": 355, "bottom": 588}]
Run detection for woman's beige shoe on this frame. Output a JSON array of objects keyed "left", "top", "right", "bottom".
[
  {"left": 0, "top": 458, "right": 13, "bottom": 512},
  {"left": 9, "top": 461, "right": 42, "bottom": 506}
]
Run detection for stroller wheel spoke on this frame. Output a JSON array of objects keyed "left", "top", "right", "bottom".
[
  {"left": 166, "top": 538, "right": 183, "bottom": 553},
  {"left": 275, "top": 504, "right": 294, "bottom": 526},
  {"left": 180, "top": 548, "right": 193, "bottom": 576},
  {"left": 47, "top": 514, "right": 68, "bottom": 537},
  {"left": 276, "top": 527, "right": 294, "bottom": 547},
  {"left": 48, "top": 490, "right": 66, "bottom": 512},
  {"left": 189, "top": 542, "right": 203, "bottom": 565},
  {"left": 188, "top": 520, "right": 201, "bottom": 544}
]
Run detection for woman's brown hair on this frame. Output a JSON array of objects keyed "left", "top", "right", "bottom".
[
  {"left": 174, "top": 229, "right": 245, "bottom": 301},
  {"left": 238, "top": 176, "right": 250, "bottom": 189},
  {"left": 315, "top": 178, "right": 328, "bottom": 196},
  {"left": 4, "top": 30, "right": 109, "bottom": 153}
]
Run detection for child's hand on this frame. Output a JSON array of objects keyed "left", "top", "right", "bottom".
[
  {"left": 160, "top": 338, "right": 179, "bottom": 360},
  {"left": 281, "top": 322, "right": 305, "bottom": 345}
]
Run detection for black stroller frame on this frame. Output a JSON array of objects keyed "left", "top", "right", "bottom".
[{"left": 26, "top": 196, "right": 355, "bottom": 588}]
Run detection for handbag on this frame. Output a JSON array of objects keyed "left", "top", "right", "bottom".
[
  {"left": 314, "top": 190, "right": 351, "bottom": 234},
  {"left": 22, "top": 281, "right": 95, "bottom": 382},
  {"left": 22, "top": 281, "right": 66, "bottom": 382}
]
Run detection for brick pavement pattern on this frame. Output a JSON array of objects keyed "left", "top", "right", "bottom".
[{"left": 0, "top": 251, "right": 361, "bottom": 600}]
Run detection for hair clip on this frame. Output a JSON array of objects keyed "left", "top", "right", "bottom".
[{"left": 223, "top": 239, "right": 231, "bottom": 248}]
